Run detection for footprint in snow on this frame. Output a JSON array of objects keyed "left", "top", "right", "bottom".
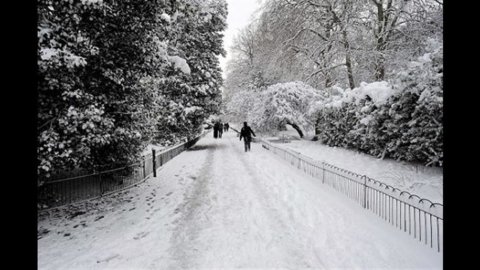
[
  {"left": 37, "top": 228, "right": 50, "bottom": 239},
  {"left": 133, "top": 231, "right": 150, "bottom": 240},
  {"left": 96, "top": 254, "right": 120, "bottom": 264}
]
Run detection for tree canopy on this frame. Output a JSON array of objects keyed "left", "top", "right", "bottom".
[{"left": 38, "top": 0, "right": 227, "bottom": 178}]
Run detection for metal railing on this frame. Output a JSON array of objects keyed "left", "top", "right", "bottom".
[
  {"left": 38, "top": 131, "right": 208, "bottom": 209},
  {"left": 261, "top": 139, "right": 443, "bottom": 252}
]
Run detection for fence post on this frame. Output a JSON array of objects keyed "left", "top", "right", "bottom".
[
  {"left": 362, "top": 175, "right": 367, "bottom": 208},
  {"left": 152, "top": 149, "right": 157, "bottom": 177},
  {"left": 99, "top": 172, "right": 104, "bottom": 195},
  {"left": 142, "top": 159, "right": 146, "bottom": 179},
  {"left": 322, "top": 162, "right": 325, "bottom": 184}
]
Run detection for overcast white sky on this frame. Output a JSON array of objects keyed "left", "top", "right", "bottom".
[{"left": 219, "top": 0, "right": 263, "bottom": 79}]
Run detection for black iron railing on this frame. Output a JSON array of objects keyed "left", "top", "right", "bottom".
[
  {"left": 261, "top": 139, "right": 443, "bottom": 252},
  {"left": 38, "top": 132, "right": 208, "bottom": 209}
]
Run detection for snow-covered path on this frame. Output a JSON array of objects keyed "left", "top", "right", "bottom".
[{"left": 38, "top": 131, "right": 442, "bottom": 270}]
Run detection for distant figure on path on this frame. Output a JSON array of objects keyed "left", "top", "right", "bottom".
[
  {"left": 213, "top": 121, "right": 220, "bottom": 138},
  {"left": 239, "top": 122, "right": 256, "bottom": 152},
  {"left": 218, "top": 122, "right": 223, "bottom": 138},
  {"left": 224, "top": 123, "right": 229, "bottom": 132}
]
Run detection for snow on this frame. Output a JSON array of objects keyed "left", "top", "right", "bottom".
[
  {"left": 248, "top": 81, "right": 323, "bottom": 134},
  {"left": 40, "top": 48, "right": 87, "bottom": 68},
  {"left": 81, "top": 0, "right": 103, "bottom": 5},
  {"left": 184, "top": 106, "right": 202, "bottom": 115},
  {"left": 160, "top": 13, "right": 171, "bottom": 23},
  {"left": 171, "top": 11, "right": 179, "bottom": 22},
  {"left": 167, "top": 55, "right": 191, "bottom": 74},
  {"left": 38, "top": 131, "right": 442, "bottom": 269},
  {"left": 326, "top": 81, "right": 399, "bottom": 108},
  {"left": 263, "top": 126, "right": 443, "bottom": 204},
  {"left": 39, "top": 48, "right": 58, "bottom": 61},
  {"left": 354, "top": 81, "right": 398, "bottom": 106},
  {"left": 359, "top": 115, "right": 374, "bottom": 125},
  {"left": 38, "top": 27, "right": 52, "bottom": 42}
]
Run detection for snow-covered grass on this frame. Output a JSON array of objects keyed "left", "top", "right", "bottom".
[
  {"left": 261, "top": 125, "right": 443, "bottom": 203},
  {"left": 39, "top": 131, "right": 441, "bottom": 269}
]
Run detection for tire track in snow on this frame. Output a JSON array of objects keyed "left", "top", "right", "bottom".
[
  {"left": 226, "top": 136, "right": 323, "bottom": 268},
  {"left": 248, "top": 145, "right": 369, "bottom": 268},
  {"left": 167, "top": 140, "right": 218, "bottom": 269},
  {"left": 167, "top": 133, "right": 318, "bottom": 268}
]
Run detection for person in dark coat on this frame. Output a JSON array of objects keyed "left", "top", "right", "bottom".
[
  {"left": 239, "top": 121, "right": 256, "bottom": 152},
  {"left": 224, "top": 123, "right": 229, "bottom": 132},
  {"left": 213, "top": 121, "right": 220, "bottom": 138},
  {"left": 218, "top": 122, "right": 223, "bottom": 138}
]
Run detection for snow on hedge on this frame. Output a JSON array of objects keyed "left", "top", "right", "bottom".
[
  {"left": 311, "top": 41, "right": 443, "bottom": 166},
  {"left": 167, "top": 55, "right": 191, "bottom": 74},
  {"left": 160, "top": 13, "right": 171, "bottom": 23},
  {"left": 323, "top": 81, "right": 399, "bottom": 109}
]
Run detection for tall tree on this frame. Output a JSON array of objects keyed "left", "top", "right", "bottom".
[{"left": 38, "top": 0, "right": 227, "bottom": 178}]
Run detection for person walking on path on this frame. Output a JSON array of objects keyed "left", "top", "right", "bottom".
[
  {"left": 239, "top": 122, "right": 256, "bottom": 152},
  {"left": 218, "top": 122, "right": 223, "bottom": 138},
  {"left": 213, "top": 121, "right": 220, "bottom": 138}
]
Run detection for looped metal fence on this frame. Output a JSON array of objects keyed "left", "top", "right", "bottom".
[
  {"left": 38, "top": 131, "right": 208, "bottom": 210},
  {"left": 261, "top": 139, "right": 443, "bottom": 252}
]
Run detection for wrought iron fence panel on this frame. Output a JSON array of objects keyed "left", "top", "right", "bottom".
[
  {"left": 38, "top": 131, "right": 209, "bottom": 210},
  {"left": 260, "top": 139, "right": 443, "bottom": 252}
]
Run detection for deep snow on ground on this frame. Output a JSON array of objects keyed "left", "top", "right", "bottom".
[
  {"left": 260, "top": 126, "right": 443, "bottom": 204},
  {"left": 38, "top": 131, "right": 442, "bottom": 270}
]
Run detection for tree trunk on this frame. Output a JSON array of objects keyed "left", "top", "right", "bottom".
[
  {"left": 373, "top": 0, "right": 388, "bottom": 81},
  {"left": 312, "top": 117, "right": 321, "bottom": 141},
  {"left": 374, "top": 38, "right": 386, "bottom": 81},
  {"left": 286, "top": 120, "right": 304, "bottom": 138},
  {"left": 342, "top": 29, "right": 355, "bottom": 89},
  {"left": 374, "top": 59, "right": 385, "bottom": 81}
]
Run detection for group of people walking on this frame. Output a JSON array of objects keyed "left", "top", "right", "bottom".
[
  {"left": 212, "top": 121, "right": 256, "bottom": 152},
  {"left": 213, "top": 121, "right": 229, "bottom": 139}
]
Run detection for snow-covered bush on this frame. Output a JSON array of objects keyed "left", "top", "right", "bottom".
[
  {"left": 388, "top": 39, "right": 443, "bottom": 166},
  {"left": 312, "top": 40, "right": 443, "bottom": 166},
  {"left": 248, "top": 81, "right": 325, "bottom": 137}
]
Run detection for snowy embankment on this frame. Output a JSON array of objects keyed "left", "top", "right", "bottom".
[
  {"left": 38, "top": 131, "right": 441, "bottom": 269},
  {"left": 261, "top": 126, "right": 443, "bottom": 204}
]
